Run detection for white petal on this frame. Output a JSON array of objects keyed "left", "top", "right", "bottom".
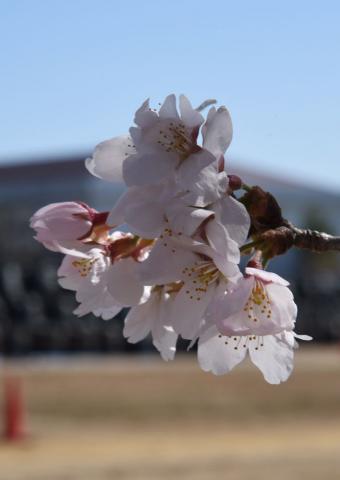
[
  {"left": 266, "top": 283, "right": 297, "bottom": 331},
  {"left": 205, "top": 219, "right": 240, "bottom": 265},
  {"left": 86, "top": 135, "right": 134, "bottom": 183},
  {"left": 165, "top": 204, "right": 214, "bottom": 237},
  {"left": 107, "top": 258, "right": 144, "bottom": 306},
  {"left": 124, "top": 290, "right": 177, "bottom": 360},
  {"left": 134, "top": 99, "right": 158, "bottom": 128},
  {"left": 179, "top": 95, "right": 204, "bottom": 128},
  {"left": 198, "top": 326, "right": 247, "bottom": 375},
  {"left": 249, "top": 334, "right": 294, "bottom": 384},
  {"left": 138, "top": 238, "right": 198, "bottom": 285},
  {"left": 177, "top": 151, "right": 219, "bottom": 204},
  {"left": 202, "top": 106, "right": 233, "bottom": 158},
  {"left": 218, "top": 195, "right": 250, "bottom": 246},
  {"left": 169, "top": 280, "right": 216, "bottom": 340},
  {"left": 208, "top": 276, "right": 254, "bottom": 328},
  {"left": 294, "top": 333, "right": 313, "bottom": 341},
  {"left": 47, "top": 241, "right": 91, "bottom": 258},
  {"left": 124, "top": 296, "right": 155, "bottom": 343},
  {"left": 245, "top": 268, "right": 290, "bottom": 286},
  {"left": 152, "top": 297, "right": 178, "bottom": 361},
  {"left": 159, "top": 94, "right": 180, "bottom": 120},
  {"left": 123, "top": 152, "right": 175, "bottom": 187},
  {"left": 108, "top": 185, "right": 166, "bottom": 237}
]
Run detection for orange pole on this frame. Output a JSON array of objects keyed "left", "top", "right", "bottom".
[{"left": 3, "top": 376, "right": 26, "bottom": 441}]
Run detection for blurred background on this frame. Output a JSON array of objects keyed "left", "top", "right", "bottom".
[{"left": 0, "top": 1, "right": 340, "bottom": 479}]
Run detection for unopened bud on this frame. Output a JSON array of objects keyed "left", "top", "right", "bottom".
[
  {"left": 241, "top": 186, "right": 283, "bottom": 234},
  {"left": 227, "top": 174, "right": 242, "bottom": 191}
]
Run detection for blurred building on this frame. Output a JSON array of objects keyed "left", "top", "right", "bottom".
[{"left": 0, "top": 155, "right": 340, "bottom": 355}]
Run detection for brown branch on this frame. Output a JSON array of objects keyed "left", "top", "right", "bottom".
[
  {"left": 254, "top": 222, "right": 340, "bottom": 258},
  {"left": 239, "top": 185, "right": 340, "bottom": 258},
  {"left": 288, "top": 224, "right": 340, "bottom": 253}
]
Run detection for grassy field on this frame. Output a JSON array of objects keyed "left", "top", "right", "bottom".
[{"left": 0, "top": 347, "right": 340, "bottom": 479}]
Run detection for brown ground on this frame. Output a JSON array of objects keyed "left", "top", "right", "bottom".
[{"left": 0, "top": 347, "right": 340, "bottom": 479}]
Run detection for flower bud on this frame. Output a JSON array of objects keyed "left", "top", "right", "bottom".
[
  {"left": 227, "top": 174, "right": 242, "bottom": 191},
  {"left": 30, "top": 201, "right": 98, "bottom": 252}
]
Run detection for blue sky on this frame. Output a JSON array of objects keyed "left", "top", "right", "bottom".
[{"left": 1, "top": 0, "right": 340, "bottom": 191}]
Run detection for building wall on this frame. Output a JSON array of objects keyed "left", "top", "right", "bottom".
[{"left": 0, "top": 155, "right": 339, "bottom": 354}]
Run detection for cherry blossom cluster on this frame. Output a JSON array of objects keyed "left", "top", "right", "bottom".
[{"left": 30, "top": 94, "right": 311, "bottom": 384}]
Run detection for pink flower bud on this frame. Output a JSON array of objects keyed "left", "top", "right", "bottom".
[
  {"left": 227, "top": 174, "right": 242, "bottom": 191},
  {"left": 30, "top": 201, "right": 96, "bottom": 252}
]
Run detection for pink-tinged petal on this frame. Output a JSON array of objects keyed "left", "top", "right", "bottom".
[
  {"left": 74, "top": 285, "right": 122, "bottom": 319},
  {"left": 249, "top": 333, "right": 294, "bottom": 384},
  {"left": 179, "top": 95, "right": 204, "bottom": 128},
  {"left": 123, "top": 152, "right": 175, "bottom": 187},
  {"left": 30, "top": 202, "right": 93, "bottom": 251},
  {"left": 124, "top": 289, "right": 177, "bottom": 360},
  {"left": 218, "top": 195, "right": 250, "bottom": 246},
  {"left": 86, "top": 135, "right": 134, "bottom": 183},
  {"left": 205, "top": 219, "right": 240, "bottom": 265},
  {"left": 209, "top": 251, "right": 241, "bottom": 280},
  {"left": 202, "top": 106, "right": 233, "bottom": 158},
  {"left": 169, "top": 283, "right": 216, "bottom": 340},
  {"left": 51, "top": 242, "right": 91, "bottom": 258},
  {"left": 107, "top": 258, "right": 144, "bottom": 306},
  {"left": 124, "top": 293, "right": 155, "bottom": 343},
  {"left": 266, "top": 283, "right": 297, "bottom": 331},
  {"left": 177, "top": 151, "right": 219, "bottom": 204},
  {"left": 152, "top": 297, "right": 178, "bottom": 361},
  {"left": 198, "top": 326, "right": 247, "bottom": 375},
  {"left": 215, "top": 278, "right": 296, "bottom": 337},
  {"left": 138, "top": 238, "right": 198, "bottom": 285},
  {"left": 245, "top": 268, "right": 290, "bottom": 286},
  {"left": 159, "top": 94, "right": 180, "bottom": 120},
  {"left": 134, "top": 99, "right": 158, "bottom": 128},
  {"left": 108, "top": 185, "right": 165, "bottom": 237},
  {"left": 211, "top": 277, "right": 254, "bottom": 331},
  {"left": 129, "top": 127, "right": 142, "bottom": 147},
  {"left": 165, "top": 204, "right": 214, "bottom": 237}
]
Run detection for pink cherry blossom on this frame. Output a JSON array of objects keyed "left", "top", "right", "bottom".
[{"left": 30, "top": 202, "right": 98, "bottom": 255}]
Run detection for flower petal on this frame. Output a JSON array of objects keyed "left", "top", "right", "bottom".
[
  {"left": 134, "top": 99, "right": 158, "bottom": 128},
  {"left": 245, "top": 268, "right": 290, "bottom": 286},
  {"left": 177, "top": 151, "right": 219, "bottom": 204},
  {"left": 202, "top": 106, "right": 233, "bottom": 158},
  {"left": 124, "top": 294, "right": 155, "bottom": 343},
  {"left": 123, "top": 152, "right": 175, "bottom": 187},
  {"left": 159, "top": 94, "right": 180, "bottom": 120},
  {"left": 169, "top": 282, "right": 216, "bottom": 340},
  {"left": 249, "top": 333, "right": 294, "bottom": 384},
  {"left": 152, "top": 296, "right": 178, "bottom": 361},
  {"left": 165, "top": 204, "right": 214, "bottom": 237},
  {"left": 86, "top": 135, "right": 134, "bottom": 183},
  {"left": 107, "top": 258, "right": 144, "bottom": 306},
  {"left": 179, "top": 95, "right": 204, "bottom": 128},
  {"left": 108, "top": 185, "right": 166, "bottom": 237},
  {"left": 218, "top": 195, "right": 250, "bottom": 246},
  {"left": 138, "top": 238, "right": 198, "bottom": 285},
  {"left": 207, "top": 276, "right": 254, "bottom": 328},
  {"left": 198, "top": 326, "right": 247, "bottom": 375}
]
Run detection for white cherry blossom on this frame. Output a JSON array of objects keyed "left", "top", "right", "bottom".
[
  {"left": 197, "top": 326, "right": 311, "bottom": 384},
  {"left": 29, "top": 92, "right": 314, "bottom": 385},
  {"left": 58, "top": 233, "right": 146, "bottom": 319},
  {"left": 139, "top": 233, "right": 241, "bottom": 339},
  {"left": 209, "top": 267, "right": 297, "bottom": 337}
]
